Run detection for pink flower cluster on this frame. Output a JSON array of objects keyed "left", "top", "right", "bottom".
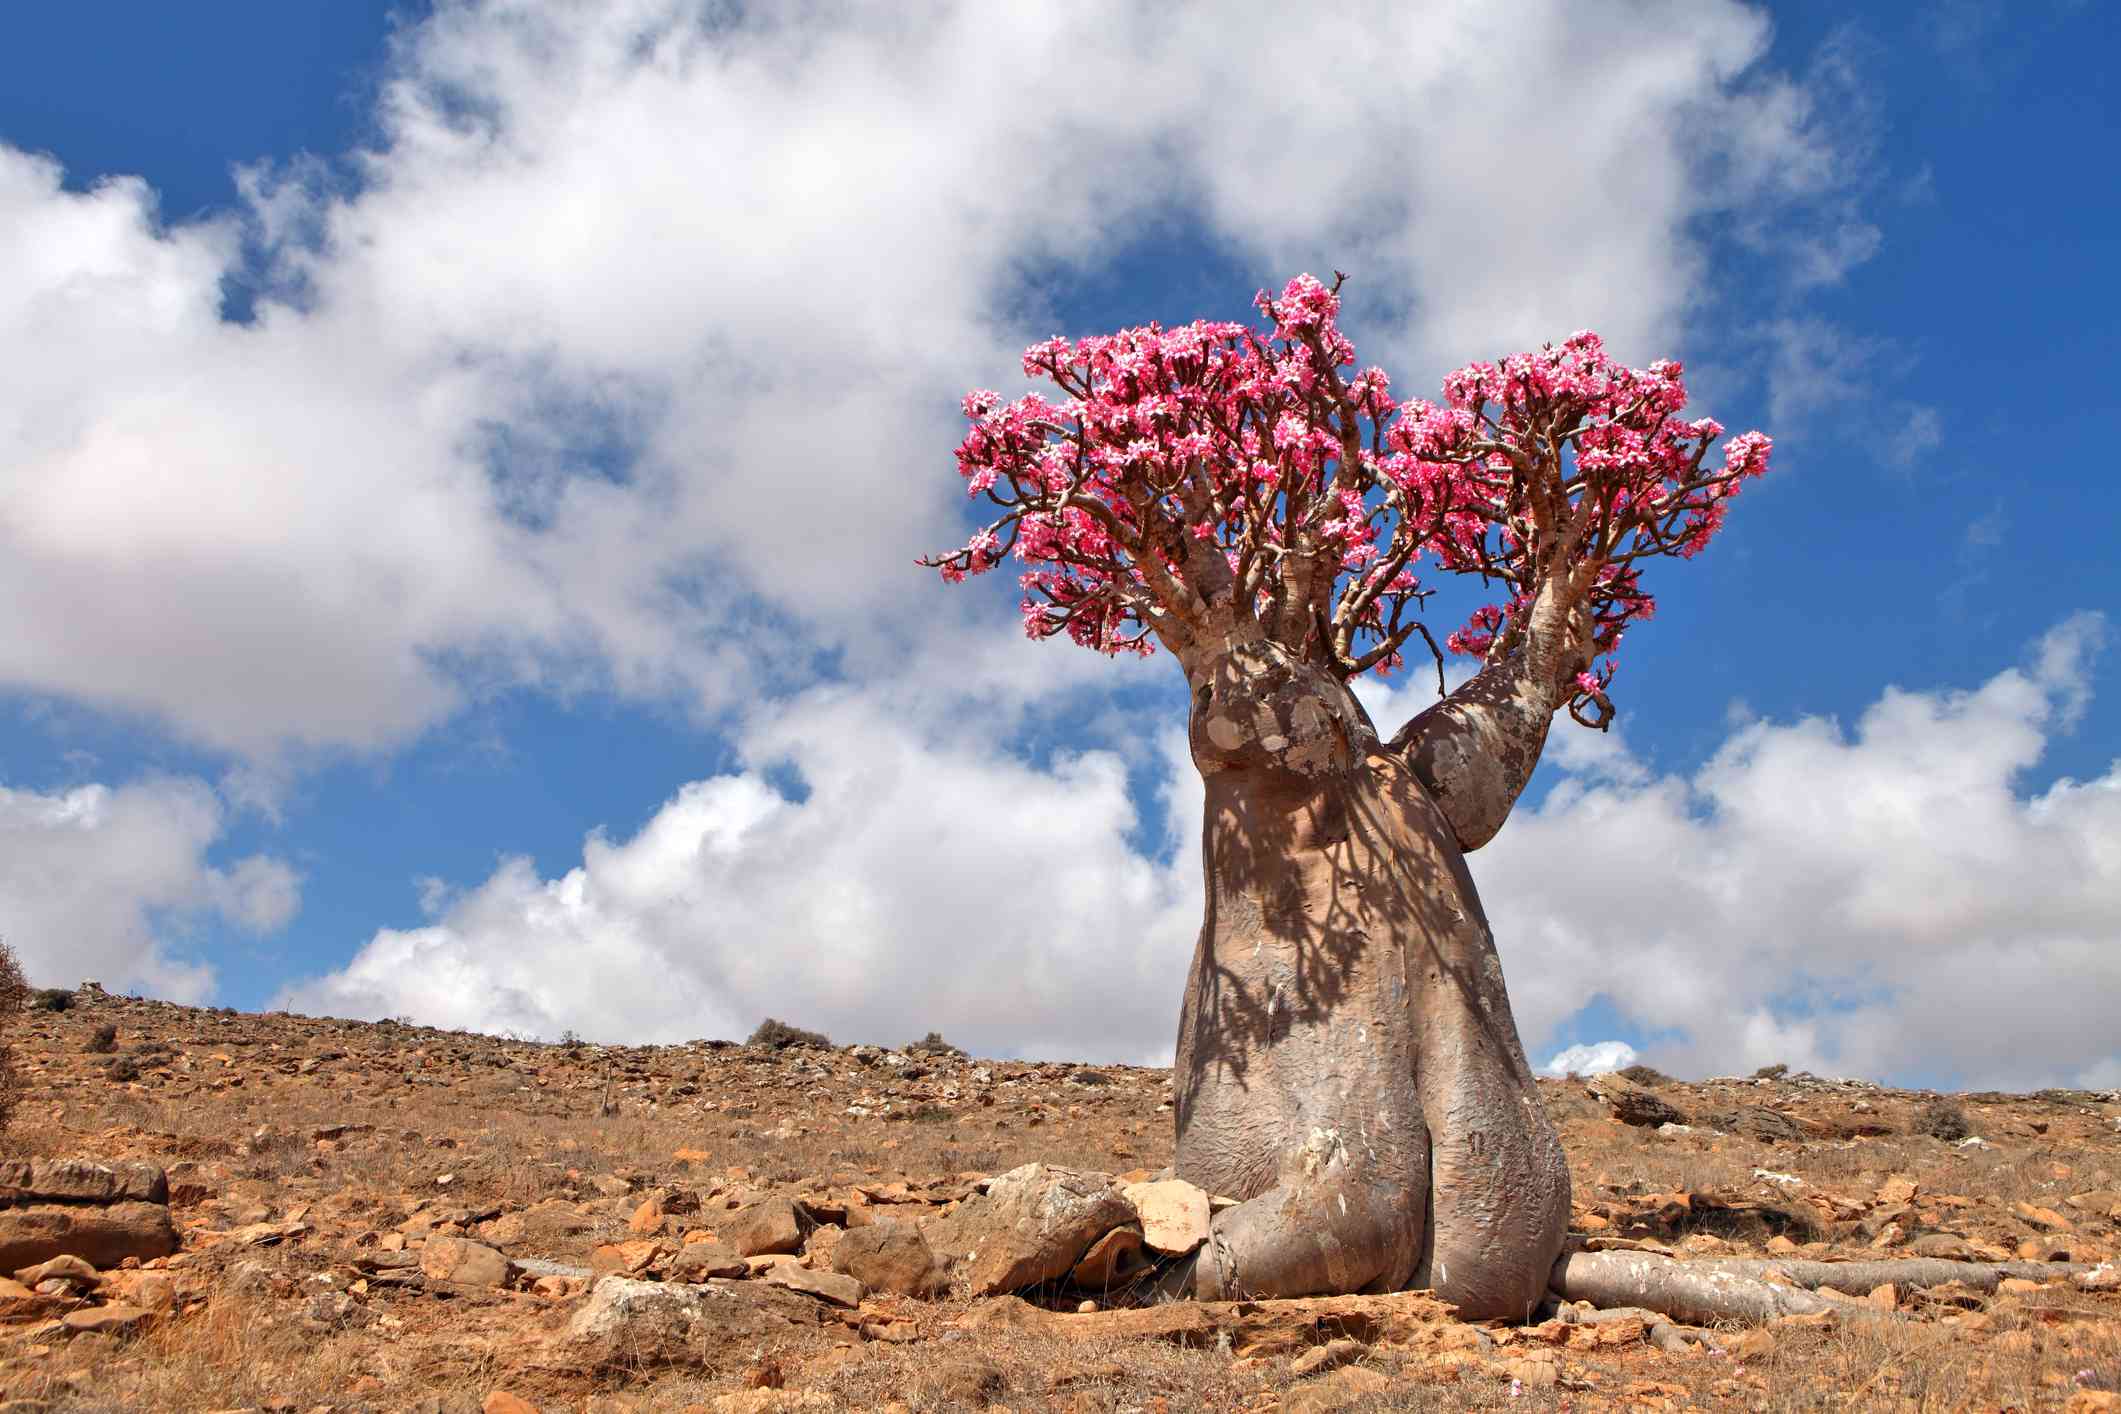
[{"left": 923, "top": 276, "right": 1771, "bottom": 715}]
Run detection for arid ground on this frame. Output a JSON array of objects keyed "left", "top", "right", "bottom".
[{"left": 3, "top": 986, "right": 2117, "bottom": 1412}]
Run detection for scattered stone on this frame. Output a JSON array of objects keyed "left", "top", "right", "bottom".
[
  {"left": 419, "top": 1235, "right": 515, "bottom": 1288},
  {"left": 1119, "top": 1179, "right": 1210, "bottom": 1256},
  {"left": 59, "top": 1304, "right": 150, "bottom": 1337},
  {"left": 930, "top": 1164, "right": 1133, "bottom": 1296},
  {"left": 1290, "top": 1338, "right": 1368, "bottom": 1377},
  {"left": 1069, "top": 1224, "right": 1148, "bottom": 1289},
  {"left": 667, "top": 1241, "right": 747, "bottom": 1280},
  {"left": 1587, "top": 1076, "right": 1687, "bottom": 1128},
  {"left": 720, "top": 1197, "right": 804, "bottom": 1257},
  {"left": 760, "top": 1263, "right": 863, "bottom": 1308},
  {"left": 828, "top": 1222, "right": 944, "bottom": 1298}
]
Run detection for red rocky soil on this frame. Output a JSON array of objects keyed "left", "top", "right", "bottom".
[{"left": 2, "top": 985, "right": 2118, "bottom": 1412}]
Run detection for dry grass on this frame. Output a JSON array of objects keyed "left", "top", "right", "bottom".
[{"left": 0, "top": 995, "right": 2115, "bottom": 1411}]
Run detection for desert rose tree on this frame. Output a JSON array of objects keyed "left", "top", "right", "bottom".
[{"left": 924, "top": 276, "right": 1770, "bottom": 1319}]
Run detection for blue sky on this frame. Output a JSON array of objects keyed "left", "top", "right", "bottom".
[{"left": 0, "top": 1, "right": 2113, "bottom": 1088}]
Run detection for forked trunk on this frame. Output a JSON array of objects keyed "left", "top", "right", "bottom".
[{"left": 1169, "top": 640, "right": 1570, "bottom": 1321}]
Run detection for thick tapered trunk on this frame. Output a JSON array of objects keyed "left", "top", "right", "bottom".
[{"left": 1169, "top": 640, "right": 1570, "bottom": 1321}]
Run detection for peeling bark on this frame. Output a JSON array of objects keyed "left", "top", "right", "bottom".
[{"left": 1170, "top": 641, "right": 1569, "bottom": 1319}]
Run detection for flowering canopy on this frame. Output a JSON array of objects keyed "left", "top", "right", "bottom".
[{"left": 923, "top": 274, "right": 1770, "bottom": 726}]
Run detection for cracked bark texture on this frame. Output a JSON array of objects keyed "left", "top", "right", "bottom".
[{"left": 1170, "top": 637, "right": 1571, "bottom": 1321}]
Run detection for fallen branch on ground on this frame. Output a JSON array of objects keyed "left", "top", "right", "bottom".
[{"left": 1550, "top": 1250, "right": 2091, "bottom": 1328}]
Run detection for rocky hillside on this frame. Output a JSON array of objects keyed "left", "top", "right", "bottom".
[{"left": 0, "top": 984, "right": 2117, "bottom": 1411}]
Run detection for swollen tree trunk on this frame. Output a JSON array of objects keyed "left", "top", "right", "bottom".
[{"left": 1169, "top": 636, "right": 1571, "bottom": 1321}]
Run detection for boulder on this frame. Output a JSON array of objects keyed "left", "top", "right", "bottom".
[
  {"left": 0, "top": 1202, "right": 177, "bottom": 1271},
  {"left": 929, "top": 1164, "right": 1132, "bottom": 1296},
  {"left": 561, "top": 1276, "right": 821, "bottom": 1370},
  {"left": 1587, "top": 1076, "right": 1687, "bottom": 1128},
  {"left": 419, "top": 1235, "right": 516, "bottom": 1288},
  {"left": 829, "top": 1222, "right": 944, "bottom": 1298},
  {"left": 0, "top": 1159, "right": 168, "bottom": 1206},
  {"left": 1120, "top": 1180, "right": 1210, "bottom": 1255},
  {"left": 720, "top": 1197, "right": 804, "bottom": 1257}
]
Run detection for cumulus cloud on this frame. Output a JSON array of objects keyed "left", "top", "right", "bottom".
[
  {"left": 1542, "top": 1041, "right": 1640, "bottom": 1077},
  {"left": 1, "top": 0, "right": 1872, "bottom": 759},
  {"left": 1483, "top": 613, "right": 2119, "bottom": 1090},
  {"left": 283, "top": 616, "right": 2117, "bottom": 1087},
  {"left": 0, "top": 776, "right": 301, "bottom": 998},
  {"left": 278, "top": 684, "right": 1203, "bottom": 1060}
]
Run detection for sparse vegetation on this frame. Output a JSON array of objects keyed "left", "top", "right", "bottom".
[
  {"left": 87, "top": 1022, "right": 118, "bottom": 1053},
  {"left": 32, "top": 987, "right": 73, "bottom": 1012},
  {"left": 1617, "top": 1063, "right": 1674, "bottom": 1086},
  {"left": 0, "top": 942, "right": 25, "bottom": 1132},
  {"left": 1915, "top": 1095, "right": 1972, "bottom": 1141},
  {"left": 907, "top": 1030, "right": 966, "bottom": 1058},
  {"left": 106, "top": 1053, "right": 141, "bottom": 1082},
  {"left": 1753, "top": 1062, "right": 1790, "bottom": 1080},
  {"left": 747, "top": 1017, "right": 832, "bottom": 1051},
  {"left": 1, "top": 986, "right": 2115, "bottom": 1412}
]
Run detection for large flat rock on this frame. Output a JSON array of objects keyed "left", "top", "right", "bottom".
[{"left": 0, "top": 1202, "right": 177, "bottom": 1271}]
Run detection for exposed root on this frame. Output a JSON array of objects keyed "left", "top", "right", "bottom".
[
  {"left": 1551, "top": 1249, "right": 2094, "bottom": 1329},
  {"left": 1635, "top": 1255, "right": 2094, "bottom": 1296}
]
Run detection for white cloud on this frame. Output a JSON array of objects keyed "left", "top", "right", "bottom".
[
  {"left": 1481, "top": 613, "right": 2120, "bottom": 1090},
  {"left": 1, "top": 0, "right": 1873, "bottom": 759},
  {"left": 0, "top": 776, "right": 301, "bottom": 998},
  {"left": 282, "top": 615, "right": 2117, "bottom": 1088},
  {"left": 277, "top": 683, "right": 1204, "bottom": 1060},
  {"left": 1542, "top": 1041, "right": 1640, "bottom": 1077}
]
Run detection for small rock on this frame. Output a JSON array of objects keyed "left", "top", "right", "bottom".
[
  {"left": 14, "top": 1255, "right": 99, "bottom": 1288},
  {"left": 720, "top": 1197, "right": 803, "bottom": 1257},
  {"left": 418, "top": 1235, "right": 515, "bottom": 1288},
  {"left": 761, "top": 1263, "right": 863, "bottom": 1308},
  {"left": 482, "top": 1394, "right": 540, "bottom": 1414},
  {"left": 829, "top": 1223, "right": 944, "bottom": 1298},
  {"left": 60, "top": 1303, "right": 151, "bottom": 1337},
  {"left": 668, "top": 1241, "right": 747, "bottom": 1280},
  {"left": 2013, "top": 1201, "right": 2073, "bottom": 1232},
  {"left": 1120, "top": 1179, "right": 1210, "bottom": 1256},
  {"left": 1290, "top": 1338, "right": 1368, "bottom": 1378},
  {"left": 1069, "top": 1225, "right": 1148, "bottom": 1289}
]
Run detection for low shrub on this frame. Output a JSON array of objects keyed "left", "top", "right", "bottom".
[
  {"left": 1752, "top": 1063, "right": 1790, "bottom": 1080},
  {"left": 1915, "top": 1097, "right": 1971, "bottom": 1141},
  {"left": 1617, "top": 1063, "right": 1674, "bottom": 1087},
  {"left": 32, "top": 988, "right": 73, "bottom": 1013},
  {"left": 747, "top": 1017, "right": 831, "bottom": 1051},
  {"left": 87, "top": 1024, "right": 119, "bottom": 1054},
  {"left": 906, "top": 1031, "right": 965, "bottom": 1058},
  {"left": 107, "top": 1055, "right": 141, "bottom": 1082}
]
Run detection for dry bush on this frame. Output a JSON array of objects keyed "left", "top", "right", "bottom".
[
  {"left": 1915, "top": 1096, "right": 1972, "bottom": 1141},
  {"left": 747, "top": 1017, "right": 832, "bottom": 1051},
  {"left": 87, "top": 1022, "right": 119, "bottom": 1053},
  {"left": 907, "top": 1030, "right": 967, "bottom": 1058},
  {"left": 1617, "top": 1063, "right": 1673, "bottom": 1086},
  {"left": 1752, "top": 1062, "right": 1789, "bottom": 1080},
  {"left": 31, "top": 986, "right": 72, "bottom": 1012}
]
